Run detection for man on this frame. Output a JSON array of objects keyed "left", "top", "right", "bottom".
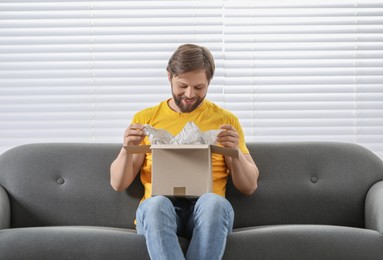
[{"left": 110, "top": 44, "right": 259, "bottom": 260}]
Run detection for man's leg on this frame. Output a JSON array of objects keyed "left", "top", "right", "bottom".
[
  {"left": 185, "top": 193, "right": 234, "bottom": 260},
  {"left": 136, "top": 196, "right": 185, "bottom": 260}
]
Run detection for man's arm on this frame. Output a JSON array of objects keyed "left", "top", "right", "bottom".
[
  {"left": 224, "top": 152, "right": 259, "bottom": 195},
  {"left": 110, "top": 124, "right": 146, "bottom": 192},
  {"left": 218, "top": 125, "right": 259, "bottom": 195}
]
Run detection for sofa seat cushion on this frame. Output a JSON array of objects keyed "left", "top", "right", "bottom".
[
  {"left": 0, "top": 226, "right": 147, "bottom": 260},
  {"left": 224, "top": 224, "right": 383, "bottom": 260},
  {"left": 0, "top": 225, "right": 191, "bottom": 260}
]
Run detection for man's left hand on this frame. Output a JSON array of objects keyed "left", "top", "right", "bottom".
[{"left": 217, "top": 125, "right": 239, "bottom": 149}]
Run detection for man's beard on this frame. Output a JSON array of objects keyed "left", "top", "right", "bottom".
[{"left": 172, "top": 92, "right": 205, "bottom": 113}]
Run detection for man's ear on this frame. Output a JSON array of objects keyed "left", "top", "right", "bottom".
[{"left": 167, "top": 71, "right": 172, "bottom": 82}]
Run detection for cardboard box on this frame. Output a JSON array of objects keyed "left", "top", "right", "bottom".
[{"left": 124, "top": 144, "right": 238, "bottom": 197}]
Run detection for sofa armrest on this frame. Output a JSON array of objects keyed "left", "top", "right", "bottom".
[
  {"left": 365, "top": 181, "right": 383, "bottom": 233},
  {"left": 0, "top": 185, "right": 10, "bottom": 229}
]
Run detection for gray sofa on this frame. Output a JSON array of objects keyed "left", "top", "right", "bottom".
[{"left": 1, "top": 142, "right": 383, "bottom": 260}]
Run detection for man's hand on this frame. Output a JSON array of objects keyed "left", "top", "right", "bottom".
[
  {"left": 124, "top": 124, "right": 145, "bottom": 146},
  {"left": 217, "top": 124, "right": 239, "bottom": 149}
]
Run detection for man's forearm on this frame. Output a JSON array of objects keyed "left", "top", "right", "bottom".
[
  {"left": 226, "top": 152, "right": 259, "bottom": 195},
  {"left": 110, "top": 147, "right": 136, "bottom": 192}
]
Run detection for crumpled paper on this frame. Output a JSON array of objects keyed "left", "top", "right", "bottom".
[{"left": 143, "top": 122, "right": 222, "bottom": 145}]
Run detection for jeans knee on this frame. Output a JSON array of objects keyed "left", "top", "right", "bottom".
[
  {"left": 141, "top": 196, "right": 172, "bottom": 213},
  {"left": 198, "top": 193, "right": 232, "bottom": 211},
  {"left": 136, "top": 196, "right": 175, "bottom": 228},
  {"left": 195, "top": 193, "right": 234, "bottom": 219},
  {"left": 193, "top": 193, "right": 234, "bottom": 234}
]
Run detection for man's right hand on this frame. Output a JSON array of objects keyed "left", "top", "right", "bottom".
[{"left": 124, "top": 124, "right": 145, "bottom": 146}]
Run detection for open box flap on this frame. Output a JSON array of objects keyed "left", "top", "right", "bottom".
[
  {"left": 124, "top": 144, "right": 238, "bottom": 158},
  {"left": 151, "top": 144, "right": 209, "bottom": 150},
  {"left": 210, "top": 145, "right": 239, "bottom": 158},
  {"left": 124, "top": 145, "right": 151, "bottom": 154}
]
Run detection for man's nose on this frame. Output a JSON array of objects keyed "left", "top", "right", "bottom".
[{"left": 184, "top": 87, "right": 194, "bottom": 98}]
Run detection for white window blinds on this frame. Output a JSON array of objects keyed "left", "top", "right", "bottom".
[{"left": 1, "top": 0, "right": 382, "bottom": 160}]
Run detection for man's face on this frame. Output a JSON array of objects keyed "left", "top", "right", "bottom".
[{"left": 170, "top": 70, "right": 209, "bottom": 113}]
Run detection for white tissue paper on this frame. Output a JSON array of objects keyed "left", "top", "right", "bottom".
[{"left": 143, "top": 122, "right": 222, "bottom": 145}]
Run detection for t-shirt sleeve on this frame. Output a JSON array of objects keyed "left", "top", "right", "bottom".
[
  {"left": 131, "top": 112, "right": 140, "bottom": 124},
  {"left": 231, "top": 116, "right": 249, "bottom": 154}
]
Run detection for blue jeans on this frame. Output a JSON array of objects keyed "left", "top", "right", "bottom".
[{"left": 136, "top": 193, "right": 234, "bottom": 260}]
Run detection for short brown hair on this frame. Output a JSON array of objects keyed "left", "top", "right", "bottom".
[{"left": 167, "top": 44, "right": 215, "bottom": 84}]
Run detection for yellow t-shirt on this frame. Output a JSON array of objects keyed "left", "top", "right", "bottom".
[{"left": 131, "top": 98, "right": 249, "bottom": 202}]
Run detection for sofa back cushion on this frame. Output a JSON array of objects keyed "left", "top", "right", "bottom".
[
  {"left": 0, "top": 143, "right": 141, "bottom": 229},
  {"left": 1, "top": 142, "right": 383, "bottom": 230},
  {"left": 227, "top": 142, "right": 383, "bottom": 229}
]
